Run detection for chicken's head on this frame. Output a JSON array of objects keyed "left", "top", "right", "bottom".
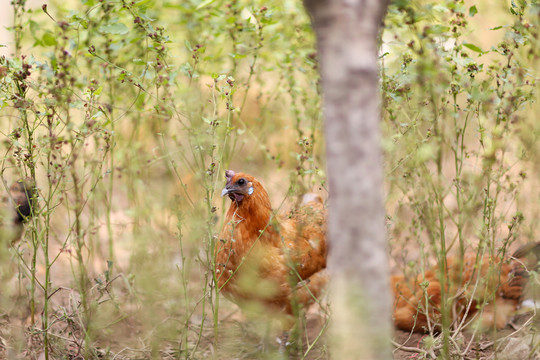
[{"left": 221, "top": 170, "right": 255, "bottom": 204}]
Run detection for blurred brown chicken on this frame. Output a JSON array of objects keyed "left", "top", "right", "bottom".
[
  {"left": 216, "top": 170, "right": 327, "bottom": 342},
  {"left": 1, "top": 180, "right": 35, "bottom": 244},
  {"left": 391, "top": 243, "right": 540, "bottom": 333}
]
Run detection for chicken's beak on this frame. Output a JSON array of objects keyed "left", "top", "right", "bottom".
[{"left": 221, "top": 187, "right": 230, "bottom": 197}]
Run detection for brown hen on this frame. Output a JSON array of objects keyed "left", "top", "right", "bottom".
[
  {"left": 392, "top": 243, "right": 540, "bottom": 333},
  {"left": 216, "top": 170, "right": 327, "bottom": 340}
]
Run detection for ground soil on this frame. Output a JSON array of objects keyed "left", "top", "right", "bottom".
[{"left": 393, "top": 312, "right": 540, "bottom": 360}]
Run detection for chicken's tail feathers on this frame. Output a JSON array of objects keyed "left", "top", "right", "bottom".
[
  {"left": 500, "top": 242, "right": 540, "bottom": 300},
  {"left": 512, "top": 242, "right": 540, "bottom": 261}
]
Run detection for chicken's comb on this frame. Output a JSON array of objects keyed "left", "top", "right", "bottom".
[{"left": 225, "top": 170, "right": 235, "bottom": 184}]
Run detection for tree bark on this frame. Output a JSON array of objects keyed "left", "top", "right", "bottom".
[{"left": 303, "top": 0, "right": 392, "bottom": 358}]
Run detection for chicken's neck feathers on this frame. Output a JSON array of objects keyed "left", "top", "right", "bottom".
[{"left": 224, "top": 184, "right": 277, "bottom": 242}]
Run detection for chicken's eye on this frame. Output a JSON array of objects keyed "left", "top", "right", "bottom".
[{"left": 238, "top": 178, "right": 246, "bottom": 185}]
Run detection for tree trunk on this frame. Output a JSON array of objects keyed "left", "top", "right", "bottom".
[{"left": 303, "top": 0, "right": 392, "bottom": 358}]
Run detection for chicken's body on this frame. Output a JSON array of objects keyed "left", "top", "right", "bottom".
[
  {"left": 216, "top": 170, "right": 327, "bottom": 318},
  {"left": 392, "top": 244, "right": 539, "bottom": 333}
]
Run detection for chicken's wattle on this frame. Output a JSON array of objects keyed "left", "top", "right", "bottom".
[{"left": 230, "top": 193, "right": 244, "bottom": 202}]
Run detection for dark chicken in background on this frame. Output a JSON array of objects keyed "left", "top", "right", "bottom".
[
  {"left": 216, "top": 170, "right": 327, "bottom": 347},
  {"left": 1, "top": 180, "right": 35, "bottom": 244}
]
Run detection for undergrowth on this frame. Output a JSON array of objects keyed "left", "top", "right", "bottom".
[
  {"left": 384, "top": 0, "right": 540, "bottom": 358},
  {"left": 0, "top": 0, "right": 324, "bottom": 359}
]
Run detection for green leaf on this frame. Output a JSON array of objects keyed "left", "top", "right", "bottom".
[
  {"left": 134, "top": 0, "right": 154, "bottom": 7},
  {"left": 229, "top": 53, "right": 247, "bottom": 59},
  {"left": 29, "top": 20, "right": 39, "bottom": 34},
  {"left": 42, "top": 32, "right": 57, "bottom": 46},
  {"left": 195, "top": 0, "right": 216, "bottom": 10},
  {"left": 469, "top": 5, "right": 478, "bottom": 17},
  {"left": 99, "top": 23, "right": 129, "bottom": 35},
  {"left": 463, "top": 43, "right": 484, "bottom": 53},
  {"left": 138, "top": 12, "right": 155, "bottom": 22},
  {"left": 184, "top": 39, "right": 192, "bottom": 52},
  {"left": 425, "top": 25, "right": 450, "bottom": 35}
]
